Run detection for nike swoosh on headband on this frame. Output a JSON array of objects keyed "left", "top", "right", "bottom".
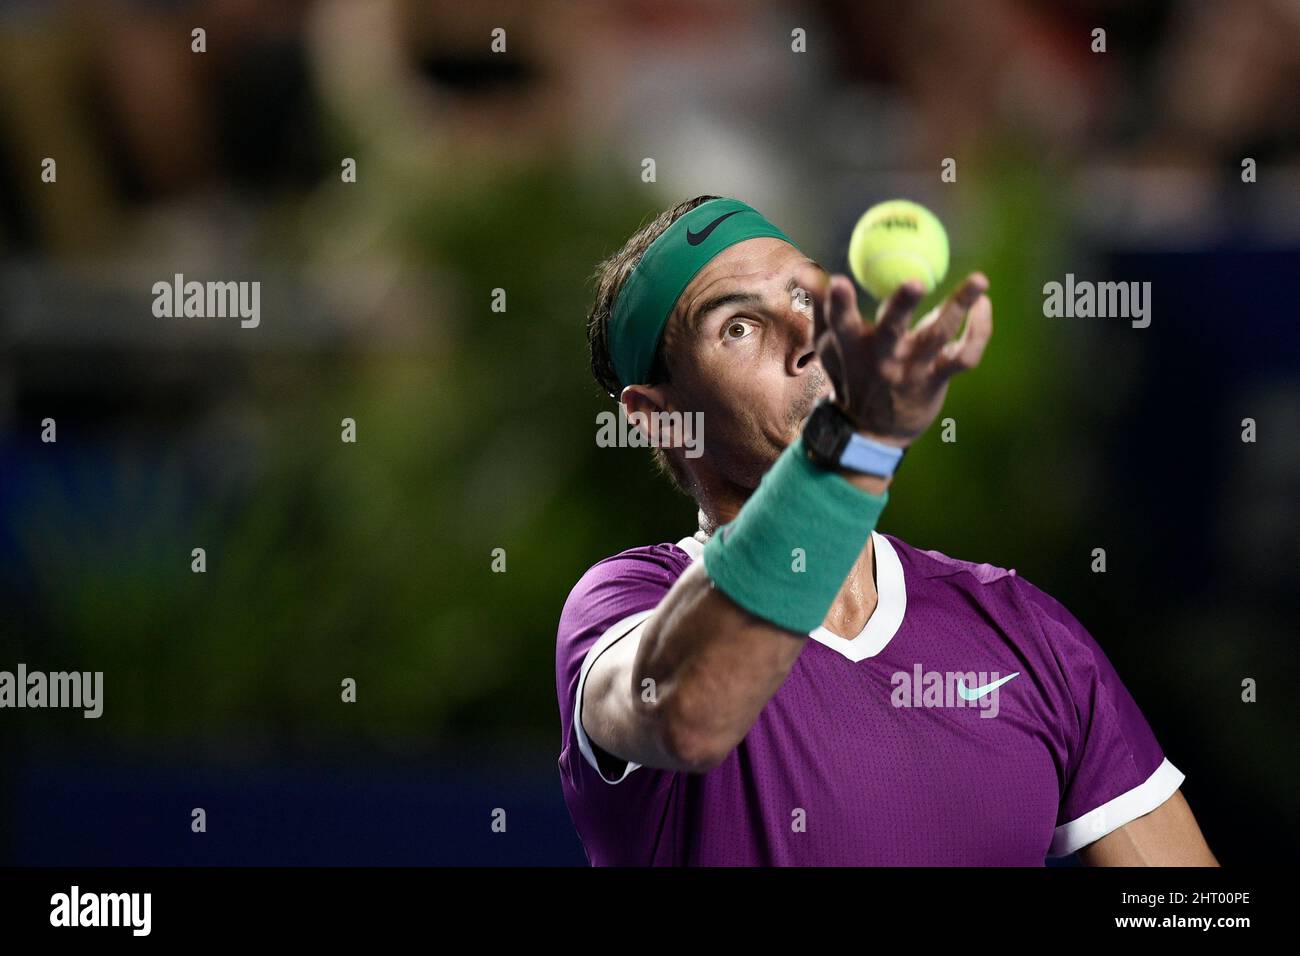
[
  {"left": 686, "top": 210, "right": 744, "bottom": 245},
  {"left": 608, "top": 198, "right": 797, "bottom": 390}
]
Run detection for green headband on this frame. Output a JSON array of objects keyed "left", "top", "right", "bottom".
[{"left": 609, "top": 197, "right": 799, "bottom": 392}]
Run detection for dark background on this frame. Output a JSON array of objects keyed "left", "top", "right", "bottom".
[{"left": 0, "top": 0, "right": 1296, "bottom": 865}]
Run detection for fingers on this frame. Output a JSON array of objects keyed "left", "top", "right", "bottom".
[
  {"left": 815, "top": 328, "right": 848, "bottom": 403},
  {"left": 795, "top": 263, "right": 831, "bottom": 346},
  {"left": 937, "top": 292, "right": 993, "bottom": 376},
  {"left": 795, "top": 264, "right": 851, "bottom": 403},
  {"left": 872, "top": 280, "right": 926, "bottom": 352},
  {"left": 809, "top": 286, "right": 848, "bottom": 398},
  {"left": 826, "top": 275, "right": 864, "bottom": 342},
  {"left": 911, "top": 272, "right": 989, "bottom": 360}
]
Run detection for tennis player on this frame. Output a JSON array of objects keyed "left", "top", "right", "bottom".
[{"left": 557, "top": 195, "right": 1217, "bottom": 866}]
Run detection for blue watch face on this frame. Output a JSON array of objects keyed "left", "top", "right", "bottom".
[{"left": 839, "top": 432, "right": 905, "bottom": 477}]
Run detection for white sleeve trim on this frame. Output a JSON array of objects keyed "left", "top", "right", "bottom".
[
  {"left": 572, "top": 609, "right": 655, "bottom": 785},
  {"left": 1047, "top": 757, "right": 1185, "bottom": 857}
]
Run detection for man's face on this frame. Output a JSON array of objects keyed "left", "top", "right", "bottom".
[{"left": 658, "top": 237, "right": 833, "bottom": 489}]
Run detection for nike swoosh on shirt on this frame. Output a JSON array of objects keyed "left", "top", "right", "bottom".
[
  {"left": 686, "top": 210, "right": 744, "bottom": 245},
  {"left": 956, "top": 672, "right": 1021, "bottom": 701}
]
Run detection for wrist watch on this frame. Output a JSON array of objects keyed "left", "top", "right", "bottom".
[{"left": 802, "top": 399, "right": 906, "bottom": 478}]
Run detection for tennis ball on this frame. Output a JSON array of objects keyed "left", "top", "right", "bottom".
[{"left": 848, "top": 199, "right": 949, "bottom": 301}]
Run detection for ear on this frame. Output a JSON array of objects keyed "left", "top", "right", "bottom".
[{"left": 619, "top": 384, "right": 673, "bottom": 446}]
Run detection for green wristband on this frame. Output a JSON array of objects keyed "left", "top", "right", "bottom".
[{"left": 702, "top": 434, "right": 888, "bottom": 635}]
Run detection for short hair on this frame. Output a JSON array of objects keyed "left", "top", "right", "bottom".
[{"left": 585, "top": 195, "right": 720, "bottom": 497}]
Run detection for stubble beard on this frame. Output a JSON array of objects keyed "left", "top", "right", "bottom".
[{"left": 787, "top": 364, "right": 829, "bottom": 434}]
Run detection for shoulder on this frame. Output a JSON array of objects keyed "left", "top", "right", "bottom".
[
  {"left": 570, "top": 540, "right": 695, "bottom": 589},
  {"left": 559, "top": 541, "right": 692, "bottom": 626},
  {"left": 556, "top": 540, "right": 693, "bottom": 672},
  {"left": 882, "top": 533, "right": 1078, "bottom": 639},
  {"left": 554, "top": 540, "right": 693, "bottom": 764},
  {"left": 884, "top": 533, "right": 1020, "bottom": 589}
]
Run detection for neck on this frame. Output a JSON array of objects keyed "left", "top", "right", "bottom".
[
  {"left": 692, "top": 476, "right": 879, "bottom": 641},
  {"left": 822, "top": 538, "right": 879, "bottom": 639},
  {"left": 689, "top": 470, "right": 748, "bottom": 542}
]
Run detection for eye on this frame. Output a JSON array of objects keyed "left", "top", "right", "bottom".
[{"left": 723, "top": 319, "right": 755, "bottom": 340}]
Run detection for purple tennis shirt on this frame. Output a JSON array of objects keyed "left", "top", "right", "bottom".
[{"left": 555, "top": 531, "right": 1183, "bottom": 865}]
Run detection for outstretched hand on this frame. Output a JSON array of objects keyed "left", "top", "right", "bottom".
[{"left": 796, "top": 266, "right": 993, "bottom": 446}]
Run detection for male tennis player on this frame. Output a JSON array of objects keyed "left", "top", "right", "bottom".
[{"left": 557, "top": 195, "right": 1217, "bottom": 866}]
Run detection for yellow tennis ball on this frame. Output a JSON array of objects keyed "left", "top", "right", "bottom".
[{"left": 848, "top": 199, "right": 949, "bottom": 301}]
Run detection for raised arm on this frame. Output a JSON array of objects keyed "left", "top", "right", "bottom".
[{"left": 583, "top": 270, "right": 992, "bottom": 774}]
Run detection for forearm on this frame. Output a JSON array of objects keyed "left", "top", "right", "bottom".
[
  {"left": 1078, "top": 790, "right": 1219, "bottom": 866},
  {"left": 631, "top": 435, "right": 889, "bottom": 770}
]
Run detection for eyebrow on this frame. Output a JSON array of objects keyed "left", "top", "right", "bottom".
[{"left": 687, "top": 262, "right": 827, "bottom": 333}]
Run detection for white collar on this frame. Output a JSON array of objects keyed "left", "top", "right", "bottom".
[{"left": 673, "top": 530, "right": 907, "bottom": 662}]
